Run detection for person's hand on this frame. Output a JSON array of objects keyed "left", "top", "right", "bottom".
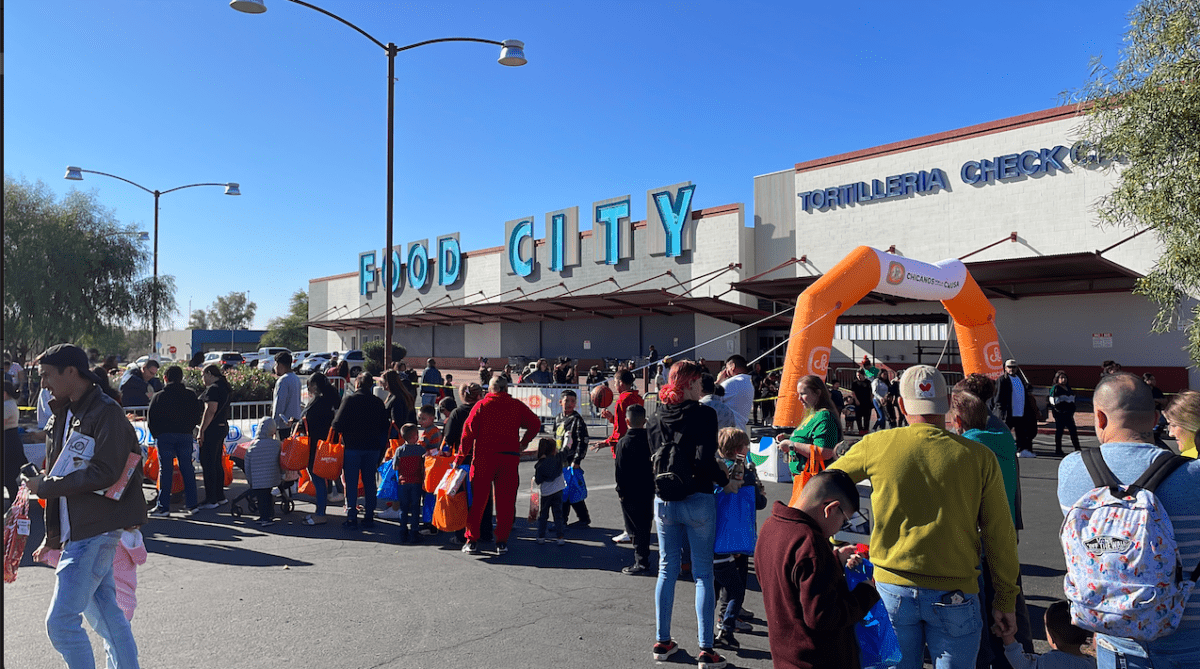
[
  {"left": 834, "top": 544, "right": 857, "bottom": 566},
  {"left": 599, "top": 409, "right": 612, "bottom": 420},
  {"left": 991, "top": 610, "right": 1017, "bottom": 639},
  {"left": 31, "top": 541, "right": 50, "bottom": 563},
  {"left": 722, "top": 479, "right": 743, "bottom": 494},
  {"left": 846, "top": 553, "right": 863, "bottom": 570},
  {"left": 21, "top": 474, "right": 40, "bottom": 496},
  {"left": 1000, "top": 629, "right": 1017, "bottom": 646}
]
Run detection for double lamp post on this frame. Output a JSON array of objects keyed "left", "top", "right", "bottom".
[
  {"left": 63, "top": 167, "right": 240, "bottom": 358},
  {"left": 230, "top": 0, "right": 526, "bottom": 368}
]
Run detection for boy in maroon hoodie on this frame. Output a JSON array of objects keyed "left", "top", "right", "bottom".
[{"left": 754, "top": 469, "right": 879, "bottom": 669}]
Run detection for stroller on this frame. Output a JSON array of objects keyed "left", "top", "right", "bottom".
[{"left": 229, "top": 475, "right": 296, "bottom": 518}]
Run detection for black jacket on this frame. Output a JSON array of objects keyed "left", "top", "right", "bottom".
[
  {"left": 148, "top": 382, "right": 202, "bottom": 437},
  {"left": 301, "top": 389, "right": 339, "bottom": 468},
  {"left": 647, "top": 400, "right": 728, "bottom": 497},
  {"left": 331, "top": 387, "right": 389, "bottom": 450},
  {"left": 615, "top": 427, "right": 654, "bottom": 499}
]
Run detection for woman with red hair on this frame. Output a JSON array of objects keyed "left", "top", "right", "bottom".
[{"left": 649, "top": 360, "right": 731, "bottom": 669}]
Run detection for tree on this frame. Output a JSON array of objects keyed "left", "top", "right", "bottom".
[
  {"left": 3, "top": 175, "right": 177, "bottom": 362},
  {"left": 1069, "top": 0, "right": 1200, "bottom": 365},
  {"left": 188, "top": 309, "right": 209, "bottom": 330},
  {"left": 206, "top": 292, "right": 256, "bottom": 331},
  {"left": 259, "top": 290, "right": 309, "bottom": 351}
]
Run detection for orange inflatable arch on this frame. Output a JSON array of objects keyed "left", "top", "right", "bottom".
[{"left": 774, "top": 246, "right": 1003, "bottom": 427}]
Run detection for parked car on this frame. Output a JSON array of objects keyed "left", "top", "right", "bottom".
[
  {"left": 202, "top": 351, "right": 246, "bottom": 370},
  {"left": 251, "top": 347, "right": 291, "bottom": 374},
  {"left": 298, "top": 352, "right": 331, "bottom": 375},
  {"left": 343, "top": 349, "right": 365, "bottom": 377},
  {"left": 291, "top": 350, "right": 311, "bottom": 373}
]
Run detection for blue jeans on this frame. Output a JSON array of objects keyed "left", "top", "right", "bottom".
[
  {"left": 655, "top": 493, "right": 717, "bottom": 650},
  {"left": 873, "top": 399, "right": 888, "bottom": 430},
  {"left": 47, "top": 530, "right": 140, "bottom": 669},
  {"left": 343, "top": 448, "right": 381, "bottom": 520},
  {"left": 398, "top": 482, "right": 423, "bottom": 535},
  {"left": 308, "top": 465, "right": 328, "bottom": 516},
  {"left": 877, "top": 581, "right": 982, "bottom": 669},
  {"left": 155, "top": 433, "right": 198, "bottom": 511},
  {"left": 1096, "top": 633, "right": 1200, "bottom": 669}
]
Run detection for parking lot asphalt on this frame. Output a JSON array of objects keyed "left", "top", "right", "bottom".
[{"left": 4, "top": 428, "right": 1090, "bottom": 669}]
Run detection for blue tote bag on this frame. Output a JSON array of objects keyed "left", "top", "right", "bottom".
[
  {"left": 844, "top": 559, "right": 902, "bottom": 669},
  {"left": 714, "top": 485, "right": 757, "bottom": 555},
  {"left": 563, "top": 466, "right": 587, "bottom": 504}
]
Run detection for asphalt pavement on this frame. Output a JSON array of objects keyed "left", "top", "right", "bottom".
[{"left": 4, "top": 428, "right": 1089, "bottom": 669}]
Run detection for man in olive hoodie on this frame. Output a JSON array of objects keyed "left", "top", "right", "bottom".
[{"left": 24, "top": 344, "right": 146, "bottom": 669}]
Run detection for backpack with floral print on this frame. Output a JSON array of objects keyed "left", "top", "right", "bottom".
[{"left": 1061, "top": 449, "right": 1199, "bottom": 642}]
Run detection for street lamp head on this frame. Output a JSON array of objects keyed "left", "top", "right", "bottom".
[
  {"left": 64, "top": 166, "right": 84, "bottom": 181},
  {"left": 137, "top": 231, "right": 151, "bottom": 242},
  {"left": 229, "top": 0, "right": 267, "bottom": 13},
  {"left": 498, "top": 40, "right": 526, "bottom": 67},
  {"left": 224, "top": 183, "right": 241, "bottom": 196}
]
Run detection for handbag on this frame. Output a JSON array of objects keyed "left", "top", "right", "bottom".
[
  {"left": 788, "top": 447, "right": 826, "bottom": 508},
  {"left": 280, "top": 421, "right": 310, "bottom": 471},
  {"left": 563, "top": 465, "right": 587, "bottom": 505},
  {"left": 144, "top": 446, "right": 160, "bottom": 481},
  {"left": 845, "top": 559, "right": 903, "bottom": 669},
  {"left": 424, "top": 453, "right": 455, "bottom": 492},
  {"left": 222, "top": 453, "right": 234, "bottom": 486},
  {"left": 377, "top": 459, "right": 400, "bottom": 500},
  {"left": 384, "top": 422, "right": 401, "bottom": 460},
  {"left": 714, "top": 485, "right": 758, "bottom": 554},
  {"left": 528, "top": 479, "right": 541, "bottom": 522},
  {"left": 432, "top": 489, "right": 467, "bottom": 532},
  {"left": 297, "top": 469, "right": 315, "bottom": 496},
  {"left": 312, "top": 429, "right": 344, "bottom": 481}
]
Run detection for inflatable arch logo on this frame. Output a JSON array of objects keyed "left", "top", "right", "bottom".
[{"left": 774, "top": 246, "right": 1003, "bottom": 427}]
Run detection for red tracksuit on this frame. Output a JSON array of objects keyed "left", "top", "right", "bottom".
[
  {"left": 605, "top": 389, "right": 645, "bottom": 457},
  {"left": 457, "top": 391, "right": 541, "bottom": 543}
]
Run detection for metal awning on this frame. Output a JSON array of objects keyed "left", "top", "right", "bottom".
[
  {"left": 731, "top": 252, "right": 1143, "bottom": 305},
  {"left": 307, "top": 288, "right": 789, "bottom": 331}
]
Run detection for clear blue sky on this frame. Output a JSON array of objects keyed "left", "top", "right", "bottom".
[{"left": 5, "top": 0, "right": 1135, "bottom": 331}]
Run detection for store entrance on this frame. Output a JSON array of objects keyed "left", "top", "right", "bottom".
[{"left": 757, "top": 328, "right": 789, "bottom": 372}]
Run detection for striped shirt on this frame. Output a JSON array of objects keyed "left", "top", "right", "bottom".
[{"left": 1058, "top": 443, "right": 1200, "bottom": 654}]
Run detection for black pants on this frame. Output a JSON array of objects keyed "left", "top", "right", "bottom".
[
  {"left": 1006, "top": 415, "right": 1035, "bottom": 453},
  {"left": 254, "top": 489, "right": 275, "bottom": 521},
  {"left": 854, "top": 403, "right": 870, "bottom": 432},
  {"left": 456, "top": 493, "right": 494, "bottom": 543},
  {"left": 977, "top": 556, "right": 1033, "bottom": 668},
  {"left": 714, "top": 557, "right": 746, "bottom": 630},
  {"left": 1053, "top": 412, "right": 1080, "bottom": 453},
  {"left": 563, "top": 499, "right": 591, "bottom": 525},
  {"left": 199, "top": 427, "right": 227, "bottom": 504},
  {"left": 620, "top": 494, "right": 653, "bottom": 566}
]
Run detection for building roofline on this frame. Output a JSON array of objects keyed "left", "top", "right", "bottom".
[
  {"left": 310, "top": 271, "right": 357, "bottom": 284},
  {"left": 795, "top": 104, "right": 1084, "bottom": 173}
]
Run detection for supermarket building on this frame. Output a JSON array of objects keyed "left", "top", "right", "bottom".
[{"left": 307, "top": 105, "right": 1197, "bottom": 391}]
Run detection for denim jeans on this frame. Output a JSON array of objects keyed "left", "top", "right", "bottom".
[
  {"left": 655, "top": 493, "right": 717, "bottom": 650},
  {"left": 342, "top": 448, "right": 381, "bottom": 521},
  {"left": 873, "top": 399, "right": 888, "bottom": 430},
  {"left": 1096, "top": 633, "right": 1200, "bottom": 669},
  {"left": 47, "top": 530, "right": 140, "bottom": 669},
  {"left": 155, "top": 433, "right": 198, "bottom": 511},
  {"left": 877, "top": 581, "right": 982, "bottom": 669},
  {"left": 308, "top": 465, "right": 328, "bottom": 516},
  {"left": 398, "top": 482, "right": 423, "bottom": 536},
  {"left": 538, "top": 490, "right": 565, "bottom": 539}
]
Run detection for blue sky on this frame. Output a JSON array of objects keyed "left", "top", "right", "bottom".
[{"left": 5, "top": 0, "right": 1135, "bottom": 332}]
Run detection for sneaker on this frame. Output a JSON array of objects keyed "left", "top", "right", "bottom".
[
  {"left": 611, "top": 531, "right": 632, "bottom": 544},
  {"left": 734, "top": 618, "right": 752, "bottom": 632},
  {"left": 496, "top": 542, "right": 508, "bottom": 555},
  {"left": 622, "top": 563, "right": 649, "bottom": 576},
  {"left": 199, "top": 501, "right": 221, "bottom": 510},
  {"left": 696, "top": 648, "right": 727, "bottom": 669},
  {"left": 418, "top": 526, "right": 437, "bottom": 536},
  {"left": 150, "top": 508, "right": 171, "bottom": 517},
  {"left": 537, "top": 537, "right": 546, "bottom": 545},
  {"left": 449, "top": 535, "right": 465, "bottom": 546},
  {"left": 327, "top": 492, "right": 345, "bottom": 503},
  {"left": 184, "top": 506, "right": 200, "bottom": 516},
  {"left": 568, "top": 519, "right": 591, "bottom": 528},
  {"left": 556, "top": 537, "right": 565, "bottom": 546},
  {"left": 376, "top": 509, "right": 401, "bottom": 519},
  {"left": 257, "top": 519, "right": 275, "bottom": 527},
  {"left": 462, "top": 541, "right": 480, "bottom": 555},
  {"left": 217, "top": 498, "right": 229, "bottom": 506},
  {"left": 1017, "top": 449, "right": 1037, "bottom": 458},
  {"left": 715, "top": 629, "right": 740, "bottom": 650},
  {"left": 342, "top": 518, "right": 359, "bottom": 529},
  {"left": 652, "top": 640, "right": 679, "bottom": 661},
  {"left": 736, "top": 608, "right": 754, "bottom": 621}
]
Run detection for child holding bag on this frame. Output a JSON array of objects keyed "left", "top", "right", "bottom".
[
  {"left": 533, "top": 437, "right": 566, "bottom": 545},
  {"left": 713, "top": 428, "right": 766, "bottom": 650}
]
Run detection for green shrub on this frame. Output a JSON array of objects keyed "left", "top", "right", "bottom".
[
  {"left": 161, "top": 365, "right": 276, "bottom": 403},
  {"left": 363, "top": 341, "right": 408, "bottom": 376}
]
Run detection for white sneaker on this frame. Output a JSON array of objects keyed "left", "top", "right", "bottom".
[
  {"left": 611, "top": 532, "right": 632, "bottom": 544},
  {"left": 1017, "top": 449, "right": 1037, "bottom": 458},
  {"left": 376, "top": 509, "right": 401, "bottom": 519}
]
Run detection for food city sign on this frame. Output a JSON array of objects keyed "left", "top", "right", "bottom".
[
  {"left": 797, "top": 141, "right": 1114, "bottom": 213},
  {"left": 505, "top": 182, "right": 697, "bottom": 277},
  {"left": 357, "top": 181, "right": 698, "bottom": 294}
]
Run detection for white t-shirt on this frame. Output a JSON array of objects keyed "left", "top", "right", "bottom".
[
  {"left": 720, "top": 373, "right": 754, "bottom": 432},
  {"left": 3, "top": 398, "right": 18, "bottom": 430}
]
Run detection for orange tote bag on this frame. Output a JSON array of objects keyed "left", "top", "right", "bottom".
[{"left": 312, "top": 430, "right": 345, "bottom": 481}]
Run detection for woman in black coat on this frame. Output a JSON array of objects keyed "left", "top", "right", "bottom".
[{"left": 302, "top": 373, "right": 340, "bottom": 526}]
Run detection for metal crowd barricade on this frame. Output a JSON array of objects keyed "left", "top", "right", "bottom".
[{"left": 125, "top": 401, "right": 274, "bottom": 449}]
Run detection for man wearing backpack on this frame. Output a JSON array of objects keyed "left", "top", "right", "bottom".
[{"left": 1058, "top": 372, "right": 1200, "bottom": 668}]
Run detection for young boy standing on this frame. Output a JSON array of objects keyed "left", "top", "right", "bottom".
[
  {"left": 614, "top": 404, "right": 653, "bottom": 575},
  {"left": 755, "top": 469, "right": 879, "bottom": 669},
  {"left": 393, "top": 423, "right": 426, "bottom": 543},
  {"left": 555, "top": 390, "right": 591, "bottom": 527}
]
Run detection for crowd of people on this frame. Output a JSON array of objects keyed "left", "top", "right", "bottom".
[{"left": 11, "top": 340, "right": 1200, "bottom": 669}]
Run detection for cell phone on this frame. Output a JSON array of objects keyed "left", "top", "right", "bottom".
[
  {"left": 939, "top": 590, "right": 966, "bottom": 606},
  {"left": 21, "top": 462, "right": 42, "bottom": 478}
]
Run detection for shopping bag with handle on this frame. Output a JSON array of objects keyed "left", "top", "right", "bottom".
[
  {"left": 788, "top": 449, "right": 825, "bottom": 508},
  {"left": 313, "top": 429, "right": 345, "bottom": 481}
]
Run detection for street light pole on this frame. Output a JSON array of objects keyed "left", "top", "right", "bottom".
[
  {"left": 64, "top": 167, "right": 240, "bottom": 357},
  {"left": 231, "top": 0, "right": 525, "bottom": 368}
]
